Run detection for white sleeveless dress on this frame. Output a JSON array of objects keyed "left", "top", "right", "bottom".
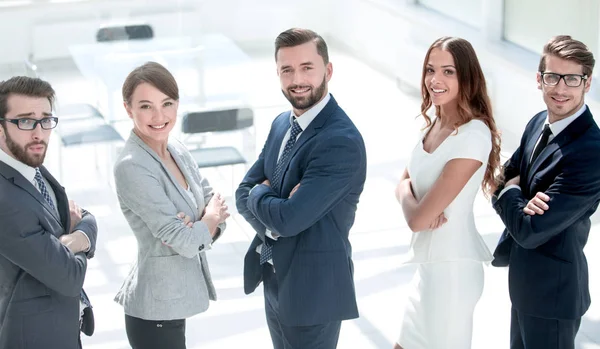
[{"left": 397, "top": 119, "right": 493, "bottom": 349}]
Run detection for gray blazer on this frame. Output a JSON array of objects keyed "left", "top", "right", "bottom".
[
  {"left": 0, "top": 163, "right": 97, "bottom": 349},
  {"left": 113, "top": 131, "right": 224, "bottom": 321}
]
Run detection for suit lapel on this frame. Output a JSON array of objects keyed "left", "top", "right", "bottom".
[
  {"left": 272, "top": 96, "right": 338, "bottom": 192},
  {"left": 129, "top": 133, "right": 198, "bottom": 216},
  {"left": 41, "top": 166, "right": 69, "bottom": 231},
  {"left": 269, "top": 111, "right": 292, "bottom": 176},
  {"left": 168, "top": 144, "right": 199, "bottom": 217},
  {"left": 522, "top": 113, "right": 546, "bottom": 178},
  {"left": 0, "top": 161, "right": 62, "bottom": 225},
  {"left": 526, "top": 107, "right": 595, "bottom": 186},
  {"left": 267, "top": 111, "right": 292, "bottom": 192}
]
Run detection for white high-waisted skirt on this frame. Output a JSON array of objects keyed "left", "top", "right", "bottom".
[{"left": 397, "top": 260, "right": 484, "bottom": 349}]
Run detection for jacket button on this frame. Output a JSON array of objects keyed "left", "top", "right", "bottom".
[{"left": 199, "top": 244, "right": 204, "bottom": 251}]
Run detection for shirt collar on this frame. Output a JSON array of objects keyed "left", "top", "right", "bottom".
[
  {"left": 290, "top": 93, "right": 331, "bottom": 130},
  {"left": 0, "top": 146, "right": 37, "bottom": 183},
  {"left": 546, "top": 103, "right": 587, "bottom": 137}
]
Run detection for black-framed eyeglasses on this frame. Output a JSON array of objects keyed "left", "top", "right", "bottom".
[
  {"left": 540, "top": 72, "right": 588, "bottom": 87},
  {"left": 0, "top": 117, "right": 59, "bottom": 130}
]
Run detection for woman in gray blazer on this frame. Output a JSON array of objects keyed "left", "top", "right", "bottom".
[{"left": 113, "top": 62, "right": 229, "bottom": 349}]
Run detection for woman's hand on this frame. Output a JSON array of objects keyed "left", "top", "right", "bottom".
[
  {"left": 201, "top": 193, "right": 230, "bottom": 237},
  {"left": 177, "top": 212, "right": 194, "bottom": 227},
  {"left": 428, "top": 212, "right": 447, "bottom": 230}
]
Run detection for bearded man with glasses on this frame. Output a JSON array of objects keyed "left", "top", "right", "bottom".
[
  {"left": 491, "top": 35, "right": 600, "bottom": 349},
  {"left": 0, "top": 76, "right": 97, "bottom": 349}
]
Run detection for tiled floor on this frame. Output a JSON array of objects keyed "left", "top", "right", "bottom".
[{"left": 24, "top": 45, "right": 600, "bottom": 348}]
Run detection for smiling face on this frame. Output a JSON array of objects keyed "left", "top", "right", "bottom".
[
  {"left": 0, "top": 94, "right": 53, "bottom": 167},
  {"left": 124, "top": 82, "right": 178, "bottom": 144},
  {"left": 276, "top": 41, "right": 332, "bottom": 116},
  {"left": 424, "top": 47, "right": 460, "bottom": 109},
  {"left": 537, "top": 54, "right": 592, "bottom": 123}
]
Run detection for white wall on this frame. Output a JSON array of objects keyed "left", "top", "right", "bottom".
[
  {"left": 3, "top": 0, "right": 598, "bottom": 150},
  {"left": 0, "top": 0, "right": 325, "bottom": 65},
  {"left": 327, "top": 0, "right": 600, "bottom": 152}
]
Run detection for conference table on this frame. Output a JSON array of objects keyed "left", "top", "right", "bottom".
[{"left": 69, "top": 34, "right": 253, "bottom": 124}]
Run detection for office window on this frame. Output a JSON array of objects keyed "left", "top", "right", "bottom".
[
  {"left": 418, "top": 0, "right": 483, "bottom": 29},
  {"left": 504, "top": 0, "right": 598, "bottom": 59}
]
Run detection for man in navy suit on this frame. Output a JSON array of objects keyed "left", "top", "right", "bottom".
[
  {"left": 236, "top": 28, "right": 367, "bottom": 349},
  {"left": 492, "top": 35, "right": 600, "bottom": 349}
]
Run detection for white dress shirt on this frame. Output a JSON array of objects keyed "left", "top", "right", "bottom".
[
  {"left": 499, "top": 103, "right": 588, "bottom": 198},
  {"left": 255, "top": 93, "right": 332, "bottom": 263}
]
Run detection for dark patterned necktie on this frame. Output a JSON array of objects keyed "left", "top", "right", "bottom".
[
  {"left": 260, "top": 120, "right": 303, "bottom": 265},
  {"left": 34, "top": 168, "right": 56, "bottom": 211},
  {"left": 35, "top": 169, "right": 91, "bottom": 314},
  {"left": 531, "top": 124, "right": 552, "bottom": 165}
]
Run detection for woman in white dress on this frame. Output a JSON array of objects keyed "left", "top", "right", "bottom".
[{"left": 394, "top": 37, "right": 503, "bottom": 349}]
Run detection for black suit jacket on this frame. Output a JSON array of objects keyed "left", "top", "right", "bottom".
[
  {"left": 492, "top": 107, "right": 600, "bottom": 320},
  {"left": 0, "top": 162, "right": 97, "bottom": 349},
  {"left": 236, "top": 96, "right": 366, "bottom": 326}
]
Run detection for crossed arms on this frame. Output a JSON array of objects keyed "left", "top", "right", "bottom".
[{"left": 236, "top": 135, "right": 364, "bottom": 238}]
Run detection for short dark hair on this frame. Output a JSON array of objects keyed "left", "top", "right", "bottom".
[
  {"left": 0, "top": 76, "right": 55, "bottom": 128},
  {"left": 274, "top": 28, "right": 329, "bottom": 64},
  {"left": 538, "top": 35, "right": 595, "bottom": 77},
  {"left": 122, "top": 61, "right": 179, "bottom": 106}
]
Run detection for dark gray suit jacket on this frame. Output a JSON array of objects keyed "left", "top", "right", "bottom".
[{"left": 0, "top": 161, "right": 98, "bottom": 349}]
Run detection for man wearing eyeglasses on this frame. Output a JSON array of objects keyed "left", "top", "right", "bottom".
[
  {"left": 491, "top": 35, "right": 600, "bottom": 349},
  {"left": 0, "top": 76, "right": 97, "bottom": 349}
]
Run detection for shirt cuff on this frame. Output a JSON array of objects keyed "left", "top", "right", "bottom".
[
  {"left": 498, "top": 184, "right": 521, "bottom": 199},
  {"left": 265, "top": 229, "right": 279, "bottom": 241},
  {"left": 75, "top": 230, "right": 91, "bottom": 253}
]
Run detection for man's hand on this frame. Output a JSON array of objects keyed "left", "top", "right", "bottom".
[
  {"left": 289, "top": 183, "right": 300, "bottom": 198},
  {"left": 68, "top": 200, "right": 83, "bottom": 233},
  {"left": 505, "top": 175, "right": 520, "bottom": 188},
  {"left": 59, "top": 231, "right": 90, "bottom": 254},
  {"left": 262, "top": 179, "right": 271, "bottom": 187},
  {"left": 524, "top": 192, "right": 550, "bottom": 215}
]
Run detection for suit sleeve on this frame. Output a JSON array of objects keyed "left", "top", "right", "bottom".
[
  {"left": 73, "top": 208, "right": 98, "bottom": 258},
  {"left": 114, "top": 159, "right": 213, "bottom": 258},
  {"left": 494, "top": 153, "right": 600, "bottom": 249},
  {"left": 235, "top": 147, "right": 268, "bottom": 241},
  {"left": 0, "top": 200, "right": 87, "bottom": 297},
  {"left": 179, "top": 144, "right": 226, "bottom": 244},
  {"left": 247, "top": 135, "right": 364, "bottom": 237}
]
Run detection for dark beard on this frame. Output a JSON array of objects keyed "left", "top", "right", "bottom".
[
  {"left": 5, "top": 131, "right": 46, "bottom": 168},
  {"left": 282, "top": 75, "right": 327, "bottom": 112}
]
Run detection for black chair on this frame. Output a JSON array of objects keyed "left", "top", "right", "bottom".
[
  {"left": 181, "top": 108, "right": 254, "bottom": 190},
  {"left": 96, "top": 24, "right": 154, "bottom": 42},
  {"left": 56, "top": 104, "right": 123, "bottom": 147}
]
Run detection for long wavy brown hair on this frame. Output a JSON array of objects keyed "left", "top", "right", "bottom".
[{"left": 420, "top": 37, "right": 502, "bottom": 197}]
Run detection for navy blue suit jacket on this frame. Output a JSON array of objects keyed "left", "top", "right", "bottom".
[
  {"left": 0, "top": 163, "right": 97, "bottom": 348},
  {"left": 236, "top": 95, "right": 366, "bottom": 326},
  {"left": 492, "top": 107, "right": 600, "bottom": 320}
]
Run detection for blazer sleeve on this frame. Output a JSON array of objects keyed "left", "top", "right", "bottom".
[
  {"left": 235, "top": 147, "right": 268, "bottom": 240},
  {"left": 247, "top": 135, "right": 365, "bottom": 237},
  {"left": 114, "top": 159, "right": 213, "bottom": 258},
  {"left": 73, "top": 208, "right": 98, "bottom": 258},
  {"left": 494, "top": 152, "right": 600, "bottom": 249},
  {"left": 0, "top": 200, "right": 87, "bottom": 297},
  {"left": 185, "top": 149, "right": 227, "bottom": 244}
]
